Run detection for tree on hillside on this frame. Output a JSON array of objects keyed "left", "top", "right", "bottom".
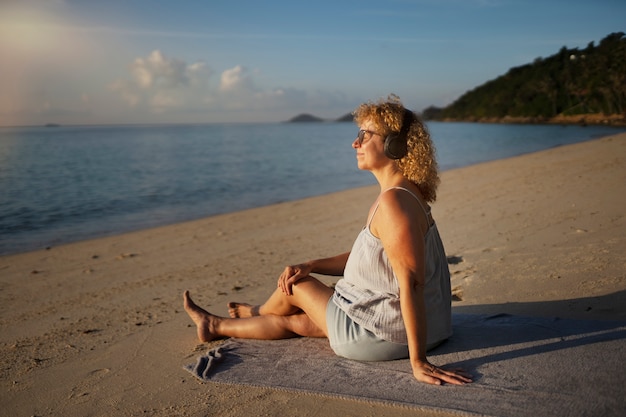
[{"left": 433, "top": 32, "right": 626, "bottom": 121}]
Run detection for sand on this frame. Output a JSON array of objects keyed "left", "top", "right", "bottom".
[{"left": 1, "top": 133, "right": 625, "bottom": 417}]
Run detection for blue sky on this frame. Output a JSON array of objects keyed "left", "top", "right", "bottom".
[{"left": 1, "top": 0, "right": 624, "bottom": 126}]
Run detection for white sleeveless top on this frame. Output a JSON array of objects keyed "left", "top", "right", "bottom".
[{"left": 332, "top": 187, "right": 452, "bottom": 345}]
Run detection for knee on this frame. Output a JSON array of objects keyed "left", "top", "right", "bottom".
[
  {"left": 292, "top": 275, "right": 324, "bottom": 294},
  {"left": 288, "top": 314, "right": 324, "bottom": 338}
]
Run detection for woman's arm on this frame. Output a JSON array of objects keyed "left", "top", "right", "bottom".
[
  {"left": 278, "top": 252, "right": 350, "bottom": 295},
  {"left": 308, "top": 252, "right": 351, "bottom": 276},
  {"left": 374, "top": 190, "right": 471, "bottom": 385}
]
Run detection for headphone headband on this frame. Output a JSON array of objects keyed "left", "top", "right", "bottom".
[{"left": 398, "top": 108, "right": 413, "bottom": 139}]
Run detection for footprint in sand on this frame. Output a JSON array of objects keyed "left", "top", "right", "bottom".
[
  {"left": 116, "top": 253, "right": 139, "bottom": 260},
  {"left": 88, "top": 368, "right": 111, "bottom": 377},
  {"left": 447, "top": 255, "right": 463, "bottom": 265},
  {"left": 452, "top": 286, "right": 464, "bottom": 301},
  {"left": 68, "top": 368, "right": 111, "bottom": 400}
]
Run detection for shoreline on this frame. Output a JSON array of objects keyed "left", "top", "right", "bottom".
[
  {"left": 2, "top": 133, "right": 625, "bottom": 416},
  {"left": 4, "top": 128, "right": 626, "bottom": 258},
  {"left": 437, "top": 113, "right": 626, "bottom": 127},
  {"left": 0, "top": 184, "right": 377, "bottom": 258}
]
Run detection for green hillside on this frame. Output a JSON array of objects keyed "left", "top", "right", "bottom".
[{"left": 425, "top": 32, "right": 626, "bottom": 125}]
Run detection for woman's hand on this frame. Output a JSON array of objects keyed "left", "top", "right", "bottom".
[
  {"left": 277, "top": 262, "right": 312, "bottom": 295},
  {"left": 412, "top": 360, "right": 473, "bottom": 386}
]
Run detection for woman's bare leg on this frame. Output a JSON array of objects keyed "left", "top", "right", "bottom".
[
  {"left": 185, "top": 277, "right": 333, "bottom": 342},
  {"left": 227, "top": 289, "right": 298, "bottom": 318},
  {"left": 184, "top": 291, "right": 323, "bottom": 341},
  {"left": 227, "top": 302, "right": 259, "bottom": 318},
  {"left": 229, "top": 275, "right": 329, "bottom": 318},
  {"left": 184, "top": 291, "right": 219, "bottom": 342}
]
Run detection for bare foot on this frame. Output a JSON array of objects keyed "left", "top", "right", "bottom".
[
  {"left": 183, "top": 291, "right": 220, "bottom": 343},
  {"left": 227, "top": 302, "right": 260, "bottom": 318}
]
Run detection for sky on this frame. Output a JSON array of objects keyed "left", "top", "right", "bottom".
[{"left": 1, "top": 0, "right": 624, "bottom": 127}]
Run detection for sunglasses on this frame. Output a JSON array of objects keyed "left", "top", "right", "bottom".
[{"left": 356, "top": 129, "right": 381, "bottom": 146}]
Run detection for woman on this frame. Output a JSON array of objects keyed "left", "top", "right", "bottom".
[{"left": 184, "top": 96, "right": 472, "bottom": 385}]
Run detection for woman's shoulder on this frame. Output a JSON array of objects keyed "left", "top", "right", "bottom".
[
  {"left": 375, "top": 188, "right": 420, "bottom": 221},
  {"left": 377, "top": 186, "right": 432, "bottom": 230},
  {"left": 379, "top": 186, "right": 424, "bottom": 208}
]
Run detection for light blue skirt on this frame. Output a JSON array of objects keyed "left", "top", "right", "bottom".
[{"left": 325, "top": 298, "right": 409, "bottom": 361}]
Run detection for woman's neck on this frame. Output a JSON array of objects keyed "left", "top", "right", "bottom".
[{"left": 372, "top": 165, "right": 408, "bottom": 191}]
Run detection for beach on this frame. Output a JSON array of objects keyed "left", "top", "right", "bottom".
[{"left": 1, "top": 133, "right": 625, "bottom": 416}]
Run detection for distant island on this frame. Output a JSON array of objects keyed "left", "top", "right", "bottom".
[
  {"left": 288, "top": 32, "right": 626, "bottom": 127},
  {"left": 286, "top": 113, "right": 353, "bottom": 123},
  {"left": 44, "top": 123, "right": 61, "bottom": 127},
  {"left": 287, "top": 114, "right": 325, "bottom": 123}
]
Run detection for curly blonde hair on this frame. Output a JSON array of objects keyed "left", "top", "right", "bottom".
[{"left": 353, "top": 95, "right": 440, "bottom": 202}]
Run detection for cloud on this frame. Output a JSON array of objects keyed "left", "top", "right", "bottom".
[
  {"left": 131, "top": 50, "right": 195, "bottom": 89},
  {"left": 219, "top": 65, "right": 254, "bottom": 92},
  {"left": 110, "top": 50, "right": 213, "bottom": 112},
  {"left": 2, "top": 25, "right": 356, "bottom": 127},
  {"left": 110, "top": 50, "right": 349, "bottom": 120}
]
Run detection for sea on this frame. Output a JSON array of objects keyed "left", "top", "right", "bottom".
[{"left": 1, "top": 121, "right": 624, "bottom": 256}]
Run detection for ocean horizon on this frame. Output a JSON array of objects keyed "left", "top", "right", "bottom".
[{"left": 1, "top": 121, "right": 624, "bottom": 256}]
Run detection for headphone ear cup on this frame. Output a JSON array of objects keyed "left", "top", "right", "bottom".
[
  {"left": 384, "top": 108, "right": 413, "bottom": 160},
  {"left": 384, "top": 133, "right": 407, "bottom": 159}
]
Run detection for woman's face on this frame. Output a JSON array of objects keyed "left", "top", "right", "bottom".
[{"left": 353, "top": 119, "right": 388, "bottom": 171}]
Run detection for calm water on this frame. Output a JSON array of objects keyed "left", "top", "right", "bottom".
[{"left": 1, "top": 122, "right": 623, "bottom": 255}]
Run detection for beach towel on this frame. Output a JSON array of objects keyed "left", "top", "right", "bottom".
[{"left": 183, "top": 314, "right": 626, "bottom": 416}]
